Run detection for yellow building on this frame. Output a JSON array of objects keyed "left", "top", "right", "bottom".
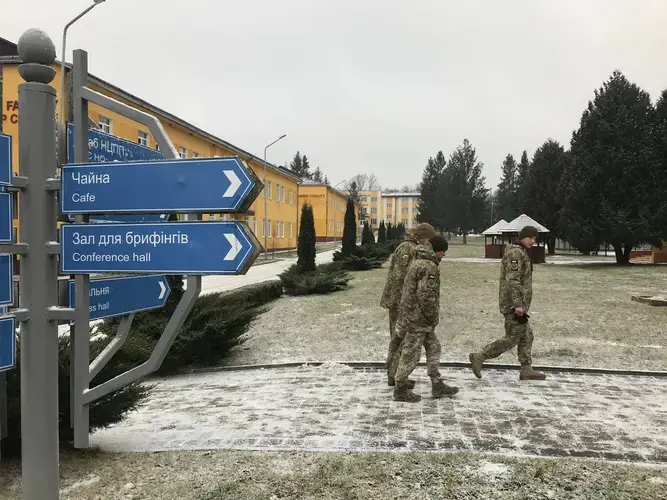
[
  {"left": 0, "top": 37, "right": 301, "bottom": 252},
  {"left": 359, "top": 190, "right": 420, "bottom": 231},
  {"left": 298, "top": 181, "right": 350, "bottom": 242}
]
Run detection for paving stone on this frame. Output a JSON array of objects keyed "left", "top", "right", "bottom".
[{"left": 91, "top": 366, "right": 667, "bottom": 463}]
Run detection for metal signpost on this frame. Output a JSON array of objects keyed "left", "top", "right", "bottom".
[
  {"left": 68, "top": 274, "right": 170, "bottom": 321},
  {"left": 6, "top": 31, "right": 262, "bottom": 500}
]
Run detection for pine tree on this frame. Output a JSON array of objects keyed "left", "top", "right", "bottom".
[
  {"left": 324, "top": 175, "right": 330, "bottom": 186},
  {"left": 516, "top": 150, "right": 531, "bottom": 213},
  {"left": 297, "top": 203, "right": 317, "bottom": 273},
  {"left": 496, "top": 154, "right": 519, "bottom": 221},
  {"left": 440, "top": 139, "right": 490, "bottom": 243},
  {"left": 289, "top": 151, "right": 312, "bottom": 179},
  {"left": 347, "top": 181, "right": 360, "bottom": 204},
  {"left": 342, "top": 197, "right": 357, "bottom": 256},
  {"left": 386, "top": 222, "right": 393, "bottom": 240},
  {"left": 417, "top": 151, "right": 446, "bottom": 228},
  {"left": 524, "top": 139, "right": 567, "bottom": 254},
  {"left": 561, "top": 71, "right": 660, "bottom": 264},
  {"left": 378, "top": 221, "right": 387, "bottom": 243},
  {"left": 312, "top": 167, "right": 323, "bottom": 182},
  {"left": 301, "top": 155, "right": 312, "bottom": 179}
]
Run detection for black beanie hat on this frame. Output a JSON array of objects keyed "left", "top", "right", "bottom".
[
  {"left": 429, "top": 235, "right": 448, "bottom": 252},
  {"left": 519, "top": 226, "right": 539, "bottom": 239}
]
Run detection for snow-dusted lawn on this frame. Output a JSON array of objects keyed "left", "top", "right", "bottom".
[
  {"left": 227, "top": 259, "right": 667, "bottom": 371},
  {"left": 2, "top": 449, "right": 666, "bottom": 500}
]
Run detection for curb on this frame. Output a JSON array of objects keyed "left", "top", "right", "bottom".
[{"left": 181, "top": 361, "right": 667, "bottom": 378}]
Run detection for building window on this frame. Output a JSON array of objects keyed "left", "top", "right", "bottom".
[
  {"left": 371, "top": 197, "right": 377, "bottom": 202},
  {"left": 281, "top": 221, "right": 286, "bottom": 238},
  {"left": 387, "top": 214, "right": 392, "bottom": 219},
  {"left": 193, "top": 152, "right": 200, "bottom": 158},
  {"left": 268, "top": 181, "right": 273, "bottom": 200},
  {"left": 413, "top": 219, "right": 418, "bottom": 225},
  {"left": 98, "top": 116, "right": 112, "bottom": 134},
  {"left": 371, "top": 219, "right": 377, "bottom": 225},
  {"left": 402, "top": 207, "right": 409, "bottom": 214},
  {"left": 289, "top": 190, "right": 293, "bottom": 205},
  {"left": 268, "top": 220, "right": 272, "bottom": 238},
  {"left": 361, "top": 197, "right": 367, "bottom": 203},
  {"left": 253, "top": 218, "right": 257, "bottom": 235},
  {"left": 402, "top": 219, "right": 408, "bottom": 225},
  {"left": 138, "top": 131, "right": 149, "bottom": 146},
  {"left": 371, "top": 207, "right": 377, "bottom": 214},
  {"left": 289, "top": 222, "right": 293, "bottom": 239},
  {"left": 262, "top": 219, "right": 266, "bottom": 238},
  {"left": 178, "top": 147, "right": 188, "bottom": 159},
  {"left": 387, "top": 203, "right": 392, "bottom": 208}
]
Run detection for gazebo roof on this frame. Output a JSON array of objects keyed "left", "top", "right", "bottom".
[
  {"left": 501, "top": 214, "right": 550, "bottom": 233},
  {"left": 482, "top": 219, "right": 509, "bottom": 235}
]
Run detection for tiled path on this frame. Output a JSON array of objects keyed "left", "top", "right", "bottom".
[{"left": 91, "top": 364, "right": 667, "bottom": 463}]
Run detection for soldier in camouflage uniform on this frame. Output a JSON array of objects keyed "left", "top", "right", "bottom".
[
  {"left": 380, "top": 223, "right": 437, "bottom": 388},
  {"left": 393, "top": 236, "right": 459, "bottom": 403},
  {"left": 469, "top": 226, "right": 546, "bottom": 381}
]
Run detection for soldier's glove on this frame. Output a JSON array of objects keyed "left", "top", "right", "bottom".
[{"left": 514, "top": 313, "right": 530, "bottom": 325}]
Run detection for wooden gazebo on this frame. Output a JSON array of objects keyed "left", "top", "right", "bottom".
[
  {"left": 483, "top": 215, "right": 550, "bottom": 264},
  {"left": 482, "top": 219, "right": 509, "bottom": 259}
]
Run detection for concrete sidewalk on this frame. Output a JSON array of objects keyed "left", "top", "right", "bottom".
[{"left": 90, "top": 365, "right": 667, "bottom": 463}]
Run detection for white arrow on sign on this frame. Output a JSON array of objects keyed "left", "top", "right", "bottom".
[
  {"left": 223, "top": 170, "right": 241, "bottom": 198},
  {"left": 158, "top": 280, "right": 167, "bottom": 300},
  {"left": 224, "top": 233, "right": 242, "bottom": 261}
]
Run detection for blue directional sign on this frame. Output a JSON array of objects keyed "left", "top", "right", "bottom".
[
  {"left": 67, "top": 122, "right": 164, "bottom": 164},
  {"left": 68, "top": 274, "right": 170, "bottom": 320},
  {"left": 0, "top": 133, "right": 11, "bottom": 186},
  {"left": 0, "top": 255, "right": 13, "bottom": 306},
  {"left": 60, "top": 221, "right": 261, "bottom": 275},
  {"left": 0, "top": 192, "right": 12, "bottom": 243},
  {"left": 0, "top": 316, "right": 16, "bottom": 372},
  {"left": 60, "top": 157, "right": 261, "bottom": 214}
]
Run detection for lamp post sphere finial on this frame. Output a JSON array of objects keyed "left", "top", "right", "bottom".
[{"left": 17, "top": 28, "right": 57, "bottom": 84}]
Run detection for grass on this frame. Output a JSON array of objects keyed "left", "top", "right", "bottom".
[
  {"left": 226, "top": 244, "right": 667, "bottom": 371},
  {"left": 1, "top": 450, "right": 665, "bottom": 499}
]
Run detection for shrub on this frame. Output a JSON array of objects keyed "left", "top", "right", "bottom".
[
  {"left": 332, "top": 243, "right": 393, "bottom": 271},
  {"left": 378, "top": 221, "right": 387, "bottom": 243},
  {"left": 3, "top": 333, "right": 151, "bottom": 459},
  {"left": 280, "top": 263, "right": 350, "bottom": 295},
  {"left": 297, "top": 203, "right": 317, "bottom": 273}
]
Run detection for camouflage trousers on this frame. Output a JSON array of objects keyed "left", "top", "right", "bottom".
[
  {"left": 395, "top": 329, "right": 441, "bottom": 383},
  {"left": 386, "top": 308, "right": 401, "bottom": 376},
  {"left": 482, "top": 313, "right": 534, "bottom": 366}
]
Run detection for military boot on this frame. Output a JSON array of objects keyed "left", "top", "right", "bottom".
[
  {"left": 469, "top": 352, "right": 486, "bottom": 379},
  {"left": 519, "top": 365, "right": 546, "bottom": 381},
  {"left": 392, "top": 382, "right": 422, "bottom": 403},
  {"left": 431, "top": 377, "right": 459, "bottom": 398},
  {"left": 387, "top": 373, "right": 415, "bottom": 389}
]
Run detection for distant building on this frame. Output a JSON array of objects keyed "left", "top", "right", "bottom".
[
  {"left": 298, "top": 180, "right": 353, "bottom": 242},
  {"left": 358, "top": 191, "right": 420, "bottom": 231}
]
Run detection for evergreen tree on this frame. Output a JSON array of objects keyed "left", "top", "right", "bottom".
[
  {"left": 324, "top": 175, "right": 330, "bottom": 186},
  {"left": 342, "top": 197, "right": 357, "bottom": 256},
  {"left": 347, "top": 181, "right": 360, "bottom": 204},
  {"left": 312, "top": 166, "right": 323, "bottom": 182},
  {"left": 417, "top": 151, "right": 447, "bottom": 228},
  {"left": 560, "top": 71, "right": 660, "bottom": 264},
  {"left": 653, "top": 89, "right": 667, "bottom": 242},
  {"left": 523, "top": 139, "right": 567, "bottom": 254},
  {"left": 378, "top": 221, "right": 387, "bottom": 243},
  {"left": 289, "top": 151, "right": 312, "bottom": 179},
  {"left": 361, "top": 222, "right": 373, "bottom": 245},
  {"left": 297, "top": 203, "right": 317, "bottom": 273},
  {"left": 440, "top": 139, "right": 490, "bottom": 243},
  {"left": 496, "top": 154, "right": 519, "bottom": 221},
  {"left": 516, "top": 150, "right": 531, "bottom": 212},
  {"left": 386, "top": 222, "right": 393, "bottom": 240}
]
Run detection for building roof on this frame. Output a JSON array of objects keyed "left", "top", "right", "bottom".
[
  {"left": 482, "top": 219, "right": 509, "bottom": 235},
  {"left": 381, "top": 192, "right": 420, "bottom": 197},
  {"left": 501, "top": 214, "right": 550, "bottom": 233},
  {"left": 0, "top": 47, "right": 301, "bottom": 183},
  {"left": 300, "top": 179, "right": 349, "bottom": 198}
]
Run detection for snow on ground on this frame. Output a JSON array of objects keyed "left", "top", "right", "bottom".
[{"left": 90, "top": 366, "right": 667, "bottom": 464}]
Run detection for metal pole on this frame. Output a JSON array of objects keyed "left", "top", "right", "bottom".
[
  {"left": 17, "top": 30, "right": 60, "bottom": 500},
  {"left": 71, "top": 49, "right": 91, "bottom": 449},
  {"left": 59, "top": 1, "right": 106, "bottom": 131},
  {"left": 262, "top": 134, "right": 286, "bottom": 260}
]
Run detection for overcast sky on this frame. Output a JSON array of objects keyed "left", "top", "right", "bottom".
[{"left": 5, "top": 0, "right": 667, "bottom": 189}]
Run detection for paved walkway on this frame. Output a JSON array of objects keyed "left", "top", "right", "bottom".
[{"left": 91, "top": 365, "right": 667, "bottom": 463}]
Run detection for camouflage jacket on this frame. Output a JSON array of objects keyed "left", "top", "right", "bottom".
[
  {"left": 380, "top": 231, "right": 428, "bottom": 310},
  {"left": 499, "top": 243, "right": 533, "bottom": 314},
  {"left": 395, "top": 245, "right": 441, "bottom": 333}
]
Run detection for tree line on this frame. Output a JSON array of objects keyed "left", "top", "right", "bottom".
[{"left": 418, "top": 70, "right": 667, "bottom": 264}]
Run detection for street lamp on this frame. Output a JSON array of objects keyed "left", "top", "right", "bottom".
[
  {"left": 59, "top": 0, "right": 107, "bottom": 130},
  {"left": 263, "top": 134, "right": 287, "bottom": 259},
  {"left": 332, "top": 178, "right": 349, "bottom": 246}
]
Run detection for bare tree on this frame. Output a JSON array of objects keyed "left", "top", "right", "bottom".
[{"left": 345, "top": 173, "right": 381, "bottom": 192}]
